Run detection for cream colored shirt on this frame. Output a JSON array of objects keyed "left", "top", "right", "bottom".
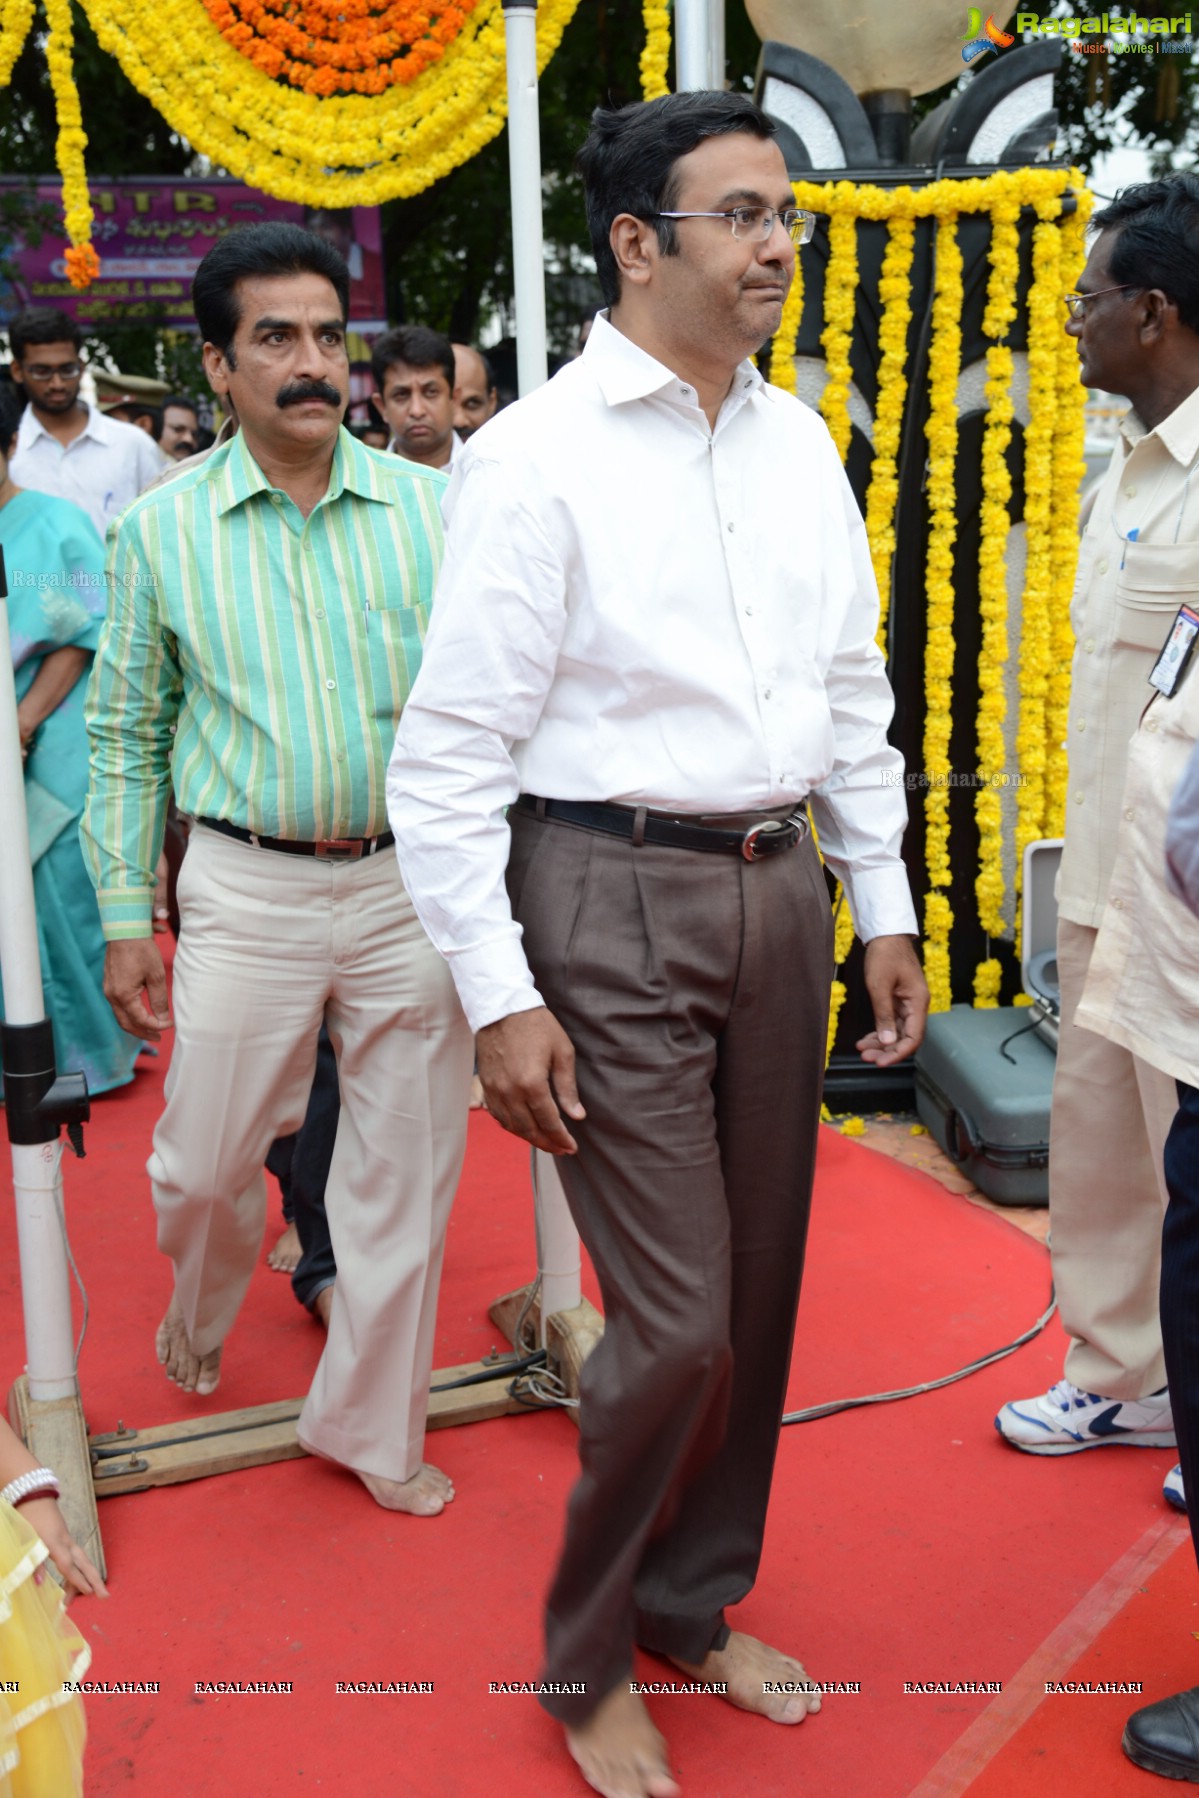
[
  {"left": 1060, "top": 382, "right": 1199, "bottom": 927},
  {"left": 1075, "top": 611, "right": 1199, "bottom": 1088}
]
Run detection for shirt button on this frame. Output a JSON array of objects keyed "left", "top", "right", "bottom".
[
  {"left": 1146, "top": 718, "right": 1159, "bottom": 732},
  {"left": 270, "top": 494, "right": 283, "bottom": 506},
  {"left": 337, "top": 750, "right": 345, "bottom": 762},
  {"left": 727, "top": 522, "right": 735, "bottom": 533},
  {"left": 745, "top": 605, "right": 754, "bottom": 616},
  {"left": 764, "top": 687, "right": 773, "bottom": 700},
  {"left": 1074, "top": 792, "right": 1084, "bottom": 804},
  {"left": 1112, "top": 897, "right": 1124, "bottom": 910},
  {"left": 1076, "top": 720, "right": 1086, "bottom": 733},
  {"left": 1097, "top": 559, "right": 1108, "bottom": 574},
  {"left": 1124, "top": 484, "right": 1137, "bottom": 498},
  {"left": 1084, "top": 639, "right": 1094, "bottom": 653},
  {"left": 326, "top": 679, "right": 336, "bottom": 690},
  {"left": 1124, "top": 807, "right": 1135, "bottom": 820},
  {"left": 315, "top": 608, "right": 325, "bottom": 619}
]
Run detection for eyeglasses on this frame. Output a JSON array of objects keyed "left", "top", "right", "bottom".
[
  {"left": 21, "top": 361, "right": 83, "bottom": 381},
  {"left": 653, "top": 206, "right": 816, "bottom": 245},
  {"left": 1063, "top": 286, "right": 1140, "bottom": 320}
]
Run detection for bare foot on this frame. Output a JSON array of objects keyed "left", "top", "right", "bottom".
[
  {"left": 469, "top": 1073, "right": 486, "bottom": 1111},
  {"left": 311, "top": 1284, "right": 334, "bottom": 1327},
  {"left": 358, "top": 1462, "right": 455, "bottom": 1516},
  {"left": 669, "top": 1631, "right": 821, "bottom": 1725},
  {"left": 267, "top": 1220, "right": 301, "bottom": 1272},
  {"left": 155, "top": 1297, "right": 222, "bottom": 1395},
  {"left": 566, "top": 1687, "right": 680, "bottom": 1798}
]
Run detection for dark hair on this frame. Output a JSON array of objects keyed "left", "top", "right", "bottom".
[
  {"left": 191, "top": 223, "right": 350, "bottom": 359},
  {"left": 161, "top": 394, "right": 199, "bottom": 419},
  {"left": 370, "top": 324, "right": 455, "bottom": 395},
  {"left": 576, "top": 91, "right": 777, "bottom": 307},
  {"left": 1094, "top": 173, "right": 1199, "bottom": 334},
  {"left": 0, "top": 383, "right": 22, "bottom": 454},
  {"left": 9, "top": 308, "right": 83, "bottom": 360}
]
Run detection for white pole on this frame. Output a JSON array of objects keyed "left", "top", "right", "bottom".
[
  {"left": 675, "top": 0, "right": 716, "bottom": 90},
  {"left": 502, "top": 0, "right": 549, "bottom": 396},
  {"left": 0, "top": 581, "right": 79, "bottom": 1402},
  {"left": 709, "top": 0, "right": 725, "bottom": 90}
]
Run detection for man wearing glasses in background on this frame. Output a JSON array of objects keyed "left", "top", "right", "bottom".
[
  {"left": 8, "top": 309, "right": 164, "bottom": 538},
  {"left": 390, "top": 92, "right": 927, "bottom": 1798},
  {"left": 993, "top": 179, "right": 1199, "bottom": 1508}
]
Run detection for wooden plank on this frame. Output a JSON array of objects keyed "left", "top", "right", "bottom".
[
  {"left": 88, "top": 1356, "right": 534, "bottom": 1497},
  {"left": 9, "top": 1374, "right": 107, "bottom": 1580}
]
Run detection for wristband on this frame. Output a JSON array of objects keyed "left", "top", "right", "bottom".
[{"left": 1, "top": 1468, "right": 60, "bottom": 1508}]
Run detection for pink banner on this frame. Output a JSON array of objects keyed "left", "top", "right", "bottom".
[{"left": 0, "top": 179, "right": 387, "bottom": 337}]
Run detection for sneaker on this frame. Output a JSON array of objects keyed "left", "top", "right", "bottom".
[
  {"left": 1164, "top": 1463, "right": 1187, "bottom": 1512},
  {"left": 995, "top": 1380, "right": 1175, "bottom": 1455}
]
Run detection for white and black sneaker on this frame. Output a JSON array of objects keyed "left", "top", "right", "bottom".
[
  {"left": 995, "top": 1380, "right": 1175, "bottom": 1455},
  {"left": 1164, "top": 1463, "right": 1187, "bottom": 1512}
]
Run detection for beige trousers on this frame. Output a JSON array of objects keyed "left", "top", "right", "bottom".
[
  {"left": 1053, "top": 917, "right": 1177, "bottom": 1400},
  {"left": 148, "top": 825, "right": 473, "bottom": 1481}
]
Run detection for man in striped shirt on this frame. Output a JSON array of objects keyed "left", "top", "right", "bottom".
[{"left": 81, "top": 223, "right": 473, "bottom": 1516}]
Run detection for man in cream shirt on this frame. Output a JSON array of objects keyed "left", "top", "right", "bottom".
[{"left": 994, "top": 178, "right": 1199, "bottom": 1486}]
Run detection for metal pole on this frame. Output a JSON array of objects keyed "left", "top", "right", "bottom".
[
  {"left": 709, "top": 0, "right": 725, "bottom": 90},
  {"left": 0, "top": 576, "right": 78, "bottom": 1403},
  {"left": 502, "top": 0, "right": 549, "bottom": 396},
  {"left": 675, "top": 0, "right": 715, "bottom": 91}
]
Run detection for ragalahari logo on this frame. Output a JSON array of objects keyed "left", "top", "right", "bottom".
[{"left": 962, "top": 8, "right": 1016, "bottom": 60}]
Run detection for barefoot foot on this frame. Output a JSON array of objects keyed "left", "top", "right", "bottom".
[
  {"left": 565, "top": 1687, "right": 680, "bottom": 1798},
  {"left": 669, "top": 1631, "right": 820, "bottom": 1724},
  {"left": 155, "top": 1297, "right": 223, "bottom": 1395},
  {"left": 311, "top": 1284, "right": 334, "bottom": 1328},
  {"left": 357, "top": 1462, "right": 455, "bottom": 1516},
  {"left": 267, "top": 1220, "right": 301, "bottom": 1272}
]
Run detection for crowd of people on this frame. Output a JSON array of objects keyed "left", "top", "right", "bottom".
[{"left": 5, "top": 87, "right": 1199, "bottom": 1798}]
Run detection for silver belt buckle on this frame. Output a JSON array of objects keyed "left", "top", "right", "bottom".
[
  {"left": 315, "top": 838, "right": 363, "bottom": 860},
  {"left": 740, "top": 814, "right": 806, "bottom": 861}
]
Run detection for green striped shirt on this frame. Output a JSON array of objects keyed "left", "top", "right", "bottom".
[{"left": 82, "top": 426, "right": 445, "bottom": 939}]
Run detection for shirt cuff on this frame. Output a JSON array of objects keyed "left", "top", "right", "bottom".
[
  {"left": 96, "top": 887, "right": 156, "bottom": 941},
  {"left": 840, "top": 865, "right": 920, "bottom": 944},
  {"left": 447, "top": 938, "right": 544, "bottom": 1035}
]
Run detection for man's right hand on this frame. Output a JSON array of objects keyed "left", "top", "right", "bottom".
[
  {"left": 475, "top": 1007, "right": 586, "bottom": 1155},
  {"left": 103, "top": 938, "right": 173, "bottom": 1041}
]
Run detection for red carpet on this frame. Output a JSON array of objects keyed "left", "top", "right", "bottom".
[{"left": 0, "top": 1054, "right": 1189, "bottom": 1797}]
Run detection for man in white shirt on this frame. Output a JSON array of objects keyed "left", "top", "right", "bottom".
[
  {"left": 389, "top": 92, "right": 927, "bottom": 1798},
  {"left": 8, "top": 310, "right": 165, "bottom": 538},
  {"left": 370, "top": 324, "right": 462, "bottom": 470}
]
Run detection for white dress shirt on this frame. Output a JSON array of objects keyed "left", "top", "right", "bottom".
[
  {"left": 387, "top": 312, "right": 917, "bottom": 1033},
  {"left": 11, "top": 402, "right": 165, "bottom": 540}
]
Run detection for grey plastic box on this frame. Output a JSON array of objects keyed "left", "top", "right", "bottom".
[{"left": 914, "top": 1004, "right": 1054, "bottom": 1206}]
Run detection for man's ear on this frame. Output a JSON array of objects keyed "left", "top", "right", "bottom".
[
  {"left": 1141, "top": 288, "right": 1176, "bottom": 347},
  {"left": 610, "top": 213, "right": 657, "bottom": 290},
  {"left": 203, "top": 341, "right": 231, "bottom": 397}
]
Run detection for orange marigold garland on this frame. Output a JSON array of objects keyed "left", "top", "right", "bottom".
[{"left": 201, "top": 0, "right": 478, "bottom": 98}]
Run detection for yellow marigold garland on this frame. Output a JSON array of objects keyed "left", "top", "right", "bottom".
[
  {"left": 818, "top": 195, "right": 859, "bottom": 462},
  {"left": 973, "top": 174, "right": 1021, "bottom": 1005},
  {"left": 864, "top": 214, "right": 914, "bottom": 647},
  {"left": 1013, "top": 203, "right": 1064, "bottom": 952},
  {"left": 79, "top": 0, "right": 580, "bottom": 205},
  {"left": 640, "top": 0, "right": 670, "bottom": 101},
  {"left": 0, "top": 0, "right": 34, "bottom": 84},
  {"left": 768, "top": 251, "right": 804, "bottom": 398},
  {"left": 921, "top": 210, "right": 964, "bottom": 1015},
  {"left": 1045, "top": 177, "right": 1093, "bottom": 838},
  {"left": 43, "top": 0, "right": 98, "bottom": 287}
]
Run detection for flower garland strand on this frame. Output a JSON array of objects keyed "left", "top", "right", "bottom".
[
  {"left": 640, "top": 0, "right": 670, "bottom": 101},
  {"left": 1045, "top": 177, "right": 1093, "bottom": 838},
  {"left": 863, "top": 213, "right": 915, "bottom": 646},
  {"left": 818, "top": 193, "right": 859, "bottom": 462},
  {"left": 1013, "top": 204, "right": 1064, "bottom": 953},
  {"left": 921, "top": 211, "right": 964, "bottom": 1015},
  {"left": 767, "top": 240, "right": 804, "bottom": 398},
  {"left": 0, "top": 0, "right": 34, "bottom": 84},
  {"left": 42, "top": 0, "right": 99, "bottom": 287},
  {"left": 81, "top": 0, "right": 581, "bottom": 205},
  {"left": 973, "top": 174, "right": 1021, "bottom": 1006}
]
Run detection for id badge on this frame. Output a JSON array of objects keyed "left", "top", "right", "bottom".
[{"left": 1149, "top": 604, "right": 1199, "bottom": 697}]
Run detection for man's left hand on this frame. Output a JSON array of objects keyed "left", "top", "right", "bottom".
[{"left": 855, "top": 935, "right": 929, "bottom": 1067}]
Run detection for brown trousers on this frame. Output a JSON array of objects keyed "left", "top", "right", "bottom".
[{"left": 506, "top": 808, "right": 833, "bottom": 1725}]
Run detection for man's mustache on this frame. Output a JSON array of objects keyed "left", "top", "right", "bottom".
[{"left": 276, "top": 380, "right": 343, "bottom": 409}]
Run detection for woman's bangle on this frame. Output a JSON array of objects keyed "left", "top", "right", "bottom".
[{"left": 1, "top": 1468, "right": 60, "bottom": 1508}]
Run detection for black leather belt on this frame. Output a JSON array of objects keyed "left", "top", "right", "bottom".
[
  {"left": 513, "top": 796, "right": 808, "bottom": 861},
  {"left": 199, "top": 817, "right": 394, "bottom": 861}
]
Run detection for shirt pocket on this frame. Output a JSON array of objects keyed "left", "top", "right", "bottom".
[
  {"left": 357, "top": 598, "right": 428, "bottom": 715},
  {"left": 1113, "top": 541, "right": 1199, "bottom": 651}
]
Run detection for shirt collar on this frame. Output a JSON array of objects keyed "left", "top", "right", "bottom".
[
  {"left": 212, "top": 425, "right": 388, "bottom": 516},
  {"left": 18, "top": 400, "right": 109, "bottom": 447},
  {"left": 582, "top": 310, "right": 766, "bottom": 410},
  {"left": 1121, "top": 381, "right": 1199, "bottom": 465}
]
